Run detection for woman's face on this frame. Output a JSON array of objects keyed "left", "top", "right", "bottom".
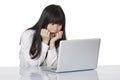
[{"left": 47, "top": 23, "right": 62, "bottom": 38}]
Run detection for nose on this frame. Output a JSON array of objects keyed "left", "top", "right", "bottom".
[{"left": 51, "top": 24, "right": 58, "bottom": 32}]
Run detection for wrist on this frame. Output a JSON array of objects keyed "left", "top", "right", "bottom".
[
  {"left": 50, "top": 39, "right": 56, "bottom": 43},
  {"left": 42, "top": 40, "right": 49, "bottom": 45},
  {"left": 49, "top": 41, "right": 55, "bottom": 50}
]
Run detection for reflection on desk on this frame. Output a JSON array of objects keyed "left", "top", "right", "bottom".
[
  {"left": 19, "top": 67, "right": 98, "bottom": 80},
  {"left": 0, "top": 66, "right": 120, "bottom": 80}
]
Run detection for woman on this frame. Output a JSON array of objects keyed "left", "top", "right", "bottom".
[{"left": 19, "top": 4, "right": 66, "bottom": 68}]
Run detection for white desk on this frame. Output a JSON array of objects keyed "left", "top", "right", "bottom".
[{"left": 0, "top": 66, "right": 120, "bottom": 80}]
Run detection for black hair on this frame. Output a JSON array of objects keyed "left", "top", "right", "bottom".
[{"left": 27, "top": 4, "right": 66, "bottom": 59}]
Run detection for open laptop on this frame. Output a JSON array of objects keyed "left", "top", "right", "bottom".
[{"left": 42, "top": 38, "right": 101, "bottom": 72}]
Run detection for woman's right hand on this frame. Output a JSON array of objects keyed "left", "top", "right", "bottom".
[{"left": 40, "top": 29, "right": 50, "bottom": 45}]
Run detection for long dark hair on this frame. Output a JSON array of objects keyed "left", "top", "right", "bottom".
[{"left": 27, "top": 4, "right": 66, "bottom": 59}]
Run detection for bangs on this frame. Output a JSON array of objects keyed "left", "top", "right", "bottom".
[{"left": 48, "top": 15, "right": 64, "bottom": 25}]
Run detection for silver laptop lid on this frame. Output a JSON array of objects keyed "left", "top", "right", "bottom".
[{"left": 56, "top": 39, "right": 100, "bottom": 72}]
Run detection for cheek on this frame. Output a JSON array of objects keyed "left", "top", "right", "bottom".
[
  {"left": 57, "top": 27, "right": 62, "bottom": 31},
  {"left": 47, "top": 26, "right": 52, "bottom": 31}
]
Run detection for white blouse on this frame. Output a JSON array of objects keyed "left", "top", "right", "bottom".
[{"left": 19, "top": 29, "right": 58, "bottom": 68}]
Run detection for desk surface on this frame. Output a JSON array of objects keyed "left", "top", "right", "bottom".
[{"left": 0, "top": 65, "right": 120, "bottom": 80}]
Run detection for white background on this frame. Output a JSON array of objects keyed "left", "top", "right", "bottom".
[{"left": 0, "top": 0, "right": 120, "bottom": 66}]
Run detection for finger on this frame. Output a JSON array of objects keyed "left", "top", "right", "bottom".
[
  {"left": 58, "top": 31, "right": 62, "bottom": 35},
  {"left": 40, "top": 29, "right": 44, "bottom": 35},
  {"left": 56, "top": 33, "right": 59, "bottom": 38},
  {"left": 45, "top": 29, "right": 48, "bottom": 34},
  {"left": 58, "top": 31, "right": 62, "bottom": 33},
  {"left": 43, "top": 29, "right": 46, "bottom": 34},
  {"left": 59, "top": 31, "right": 63, "bottom": 38},
  {"left": 44, "top": 29, "right": 49, "bottom": 37},
  {"left": 46, "top": 30, "right": 49, "bottom": 35},
  {"left": 48, "top": 32, "right": 50, "bottom": 36}
]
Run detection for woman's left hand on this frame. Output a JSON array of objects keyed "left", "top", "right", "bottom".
[
  {"left": 49, "top": 31, "right": 63, "bottom": 50},
  {"left": 50, "top": 31, "right": 63, "bottom": 43}
]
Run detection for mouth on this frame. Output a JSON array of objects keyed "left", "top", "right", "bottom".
[{"left": 50, "top": 32, "right": 56, "bottom": 37}]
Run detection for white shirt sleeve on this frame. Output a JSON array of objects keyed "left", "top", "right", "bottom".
[
  {"left": 45, "top": 48, "right": 58, "bottom": 68},
  {"left": 19, "top": 30, "right": 49, "bottom": 67}
]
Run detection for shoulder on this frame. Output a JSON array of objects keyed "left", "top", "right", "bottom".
[
  {"left": 20, "top": 29, "right": 36, "bottom": 43},
  {"left": 21, "top": 29, "right": 36, "bottom": 38},
  {"left": 23, "top": 29, "right": 35, "bottom": 35}
]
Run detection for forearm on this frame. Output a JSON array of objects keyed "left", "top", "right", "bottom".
[
  {"left": 42, "top": 39, "right": 49, "bottom": 45},
  {"left": 49, "top": 40, "right": 55, "bottom": 50},
  {"left": 45, "top": 48, "right": 58, "bottom": 67}
]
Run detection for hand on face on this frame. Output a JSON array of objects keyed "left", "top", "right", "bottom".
[
  {"left": 40, "top": 29, "right": 63, "bottom": 44},
  {"left": 50, "top": 31, "right": 63, "bottom": 42},
  {"left": 40, "top": 29, "right": 50, "bottom": 44}
]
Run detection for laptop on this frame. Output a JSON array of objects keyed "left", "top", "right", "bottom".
[{"left": 42, "top": 38, "right": 101, "bottom": 72}]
